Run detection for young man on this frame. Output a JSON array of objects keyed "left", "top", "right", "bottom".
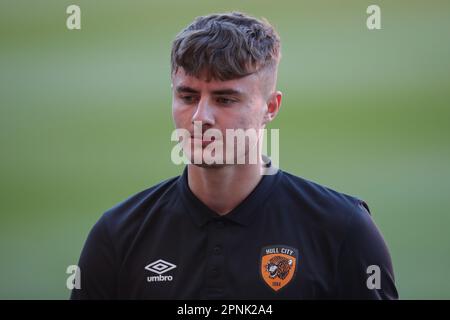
[{"left": 71, "top": 12, "right": 398, "bottom": 300}]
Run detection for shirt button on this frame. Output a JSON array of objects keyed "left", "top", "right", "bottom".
[
  {"left": 213, "top": 245, "right": 222, "bottom": 255},
  {"left": 216, "top": 221, "right": 225, "bottom": 228},
  {"left": 211, "top": 267, "right": 220, "bottom": 278}
]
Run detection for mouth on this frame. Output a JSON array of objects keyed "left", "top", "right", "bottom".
[{"left": 190, "top": 135, "right": 216, "bottom": 148}]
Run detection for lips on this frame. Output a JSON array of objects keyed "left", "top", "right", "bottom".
[{"left": 190, "top": 135, "right": 216, "bottom": 148}]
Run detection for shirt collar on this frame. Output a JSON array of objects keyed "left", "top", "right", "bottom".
[{"left": 178, "top": 159, "right": 281, "bottom": 228}]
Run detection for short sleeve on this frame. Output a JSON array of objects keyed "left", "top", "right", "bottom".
[
  {"left": 335, "top": 200, "right": 399, "bottom": 299},
  {"left": 70, "top": 214, "right": 117, "bottom": 300}
]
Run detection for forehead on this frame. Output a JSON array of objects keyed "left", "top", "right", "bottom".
[{"left": 171, "top": 68, "right": 260, "bottom": 94}]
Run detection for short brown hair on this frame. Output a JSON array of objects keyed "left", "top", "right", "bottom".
[{"left": 171, "top": 12, "right": 281, "bottom": 81}]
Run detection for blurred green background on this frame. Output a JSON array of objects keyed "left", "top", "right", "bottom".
[{"left": 1, "top": 0, "right": 449, "bottom": 299}]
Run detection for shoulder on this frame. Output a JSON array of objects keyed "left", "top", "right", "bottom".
[
  {"left": 96, "top": 174, "right": 180, "bottom": 237},
  {"left": 277, "top": 169, "right": 371, "bottom": 234}
]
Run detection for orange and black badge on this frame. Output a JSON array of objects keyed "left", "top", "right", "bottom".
[{"left": 260, "top": 245, "right": 298, "bottom": 292}]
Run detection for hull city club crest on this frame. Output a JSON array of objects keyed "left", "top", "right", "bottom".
[{"left": 260, "top": 245, "right": 298, "bottom": 292}]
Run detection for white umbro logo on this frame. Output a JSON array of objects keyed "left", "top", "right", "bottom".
[
  {"left": 145, "top": 259, "right": 176, "bottom": 282},
  {"left": 145, "top": 259, "right": 176, "bottom": 274}
]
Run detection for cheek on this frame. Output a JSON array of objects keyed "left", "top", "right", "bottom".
[
  {"left": 237, "top": 101, "right": 265, "bottom": 128},
  {"left": 172, "top": 103, "right": 190, "bottom": 127}
]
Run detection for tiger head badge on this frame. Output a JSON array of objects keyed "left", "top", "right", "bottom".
[{"left": 260, "top": 245, "right": 298, "bottom": 292}]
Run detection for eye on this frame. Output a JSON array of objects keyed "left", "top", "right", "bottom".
[
  {"left": 216, "top": 97, "right": 236, "bottom": 105},
  {"left": 180, "top": 95, "right": 198, "bottom": 104}
]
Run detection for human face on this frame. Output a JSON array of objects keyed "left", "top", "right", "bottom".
[{"left": 171, "top": 68, "right": 272, "bottom": 168}]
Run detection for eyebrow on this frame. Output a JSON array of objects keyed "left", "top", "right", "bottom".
[
  {"left": 176, "top": 85, "right": 244, "bottom": 97},
  {"left": 176, "top": 86, "right": 198, "bottom": 94}
]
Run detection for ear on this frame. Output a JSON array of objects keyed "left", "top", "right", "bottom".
[{"left": 262, "top": 91, "right": 282, "bottom": 125}]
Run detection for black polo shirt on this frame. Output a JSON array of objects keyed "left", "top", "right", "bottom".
[{"left": 70, "top": 165, "right": 398, "bottom": 300}]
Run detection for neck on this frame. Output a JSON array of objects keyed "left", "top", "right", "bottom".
[{"left": 187, "top": 159, "right": 266, "bottom": 216}]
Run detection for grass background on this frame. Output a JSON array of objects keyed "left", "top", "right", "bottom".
[{"left": 0, "top": 0, "right": 449, "bottom": 299}]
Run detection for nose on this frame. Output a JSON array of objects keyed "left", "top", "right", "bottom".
[{"left": 191, "top": 97, "right": 215, "bottom": 127}]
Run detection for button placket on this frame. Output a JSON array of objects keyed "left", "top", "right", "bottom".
[{"left": 203, "top": 219, "right": 227, "bottom": 298}]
